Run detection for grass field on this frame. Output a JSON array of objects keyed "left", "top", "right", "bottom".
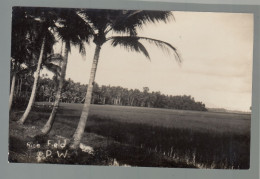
[{"left": 9, "top": 102, "right": 251, "bottom": 169}]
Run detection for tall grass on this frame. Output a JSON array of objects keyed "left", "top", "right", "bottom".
[
  {"left": 85, "top": 115, "right": 250, "bottom": 169},
  {"left": 10, "top": 103, "right": 250, "bottom": 168}
]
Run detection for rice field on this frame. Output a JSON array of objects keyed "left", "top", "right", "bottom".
[{"left": 9, "top": 102, "right": 251, "bottom": 169}]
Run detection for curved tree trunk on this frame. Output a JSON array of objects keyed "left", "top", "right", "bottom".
[
  {"left": 16, "top": 78, "right": 19, "bottom": 96},
  {"left": 70, "top": 45, "right": 101, "bottom": 149},
  {"left": 19, "top": 78, "right": 23, "bottom": 97},
  {"left": 18, "top": 36, "right": 46, "bottom": 124},
  {"left": 9, "top": 73, "right": 16, "bottom": 112},
  {"left": 41, "top": 42, "right": 68, "bottom": 134}
]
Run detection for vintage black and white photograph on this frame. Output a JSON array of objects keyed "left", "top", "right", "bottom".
[{"left": 9, "top": 6, "right": 253, "bottom": 169}]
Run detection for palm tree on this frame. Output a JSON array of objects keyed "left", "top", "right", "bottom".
[
  {"left": 10, "top": 7, "right": 37, "bottom": 111},
  {"left": 18, "top": 7, "right": 58, "bottom": 124},
  {"left": 70, "top": 9, "right": 181, "bottom": 149},
  {"left": 41, "top": 9, "right": 93, "bottom": 134},
  {"left": 9, "top": 59, "right": 18, "bottom": 111}
]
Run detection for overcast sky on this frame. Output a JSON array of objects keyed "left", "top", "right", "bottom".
[{"left": 48, "top": 11, "right": 254, "bottom": 111}]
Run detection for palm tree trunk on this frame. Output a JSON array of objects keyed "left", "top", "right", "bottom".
[
  {"left": 41, "top": 42, "right": 68, "bottom": 134},
  {"left": 9, "top": 73, "right": 16, "bottom": 112},
  {"left": 19, "top": 78, "right": 23, "bottom": 97},
  {"left": 16, "top": 78, "right": 19, "bottom": 96},
  {"left": 70, "top": 45, "right": 101, "bottom": 149},
  {"left": 18, "top": 36, "right": 46, "bottom": 124}
]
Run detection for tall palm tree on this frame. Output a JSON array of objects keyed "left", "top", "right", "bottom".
[
  {"left": 10, "top": 7, "right": 37, "bottom": 111},
  {"left": 70, "top": 9, "right": 181, "bottom": 149},
  {"left": 18, "top": 7, "right": 58, "bottom": 124},
  {"left": 9, "top": 59, "right": 18, "bottom": 111},
  {"left": 41, "top": 9, "right": 93, "bottom": 134}
]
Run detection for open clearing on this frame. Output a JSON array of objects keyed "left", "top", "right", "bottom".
[
  {"left": 41, "top": 102, "right": 250, "bottom": 133},
  {"left": 9, "top": 102, "right": 251, "bottom": 168}
]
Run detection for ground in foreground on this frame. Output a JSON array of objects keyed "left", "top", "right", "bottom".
[{"left": 9, "top": 103, "right": 250, "bottom": 169}]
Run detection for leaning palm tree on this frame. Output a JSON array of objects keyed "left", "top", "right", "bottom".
[
  {"left": 70, "top": 9, "right": 181, "bottom": 149},
  {"left": 41, "top": 8, "right": 93, "bottom": 134},
  {"left": 9, "top": 59, "right": 18, "bottom": 111},
  {"left": 18, "top": 7, "right": 58, "bottom": 124},
  {"left": 10, "top": 7, "right": 38, "bottom": 111}
]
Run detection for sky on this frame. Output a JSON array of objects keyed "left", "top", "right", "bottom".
[{"left": 46, "top": 11, "right": 254, "bottom": 112}]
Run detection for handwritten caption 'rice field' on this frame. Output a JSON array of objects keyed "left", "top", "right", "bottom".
[
  {"left": 26, "top": 139, "right": 68, "bottom": 162},
  {"left": 26, "top": 139, "right": 94, "bottom": 162}
]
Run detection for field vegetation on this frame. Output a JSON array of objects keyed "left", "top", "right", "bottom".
[
  {"left": 9, "top": 7, "right": 251, "bottom": 169},
  {"left": 9, "top": 103, "right": 250, "bottom": 168}
]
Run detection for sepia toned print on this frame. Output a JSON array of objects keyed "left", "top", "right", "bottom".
[{"left": 9, "top": 6, "right": 253, "bottom": 169}]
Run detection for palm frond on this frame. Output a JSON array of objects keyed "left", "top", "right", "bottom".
[
  {"left": 45, "top": 53, "right": 64, "bottom": 63},
  {"left": 55, "top": 9, "right": 94, "bottom": 54},
  {"left": 78, "top": 41, "right": 86, "bottom": 57},
  {"left": 44, "top": 63, "right": 61, "bottom": 76},
  {"left": 112, "top": 10, "right": 174, "bottom": 35},
  {"left": 109, "top": 36, "right": 181, "bottom": 64},
  {"left": 138, "top": 36, "right": 181, "bottom": 64},
  {"left": 108, "top": 36, "right": 150, "bottom": 60}
]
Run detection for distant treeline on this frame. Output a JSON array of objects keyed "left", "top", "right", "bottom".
[{"left": 14, "top": 75, "right": 207, "bottom": 111}]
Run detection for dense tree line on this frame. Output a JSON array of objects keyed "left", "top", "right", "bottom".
[
  {"left": 13, "top": 74, "right": 207, "bottom": 111},
  {"left": 32, "top": 77, "right": 207, "bottom": 111}
]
